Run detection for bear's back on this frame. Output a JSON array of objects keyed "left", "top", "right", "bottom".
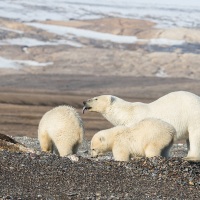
[
  {"left": 126, "top": 118, "right": 175, "bottom": 145},
  {"left": 151, "top": 91, "right": 200, "bottom": 112},
  {"left": 38, "top": 105, "right": 84, "bottom": 137}
]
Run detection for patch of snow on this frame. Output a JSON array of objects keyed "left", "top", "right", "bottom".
[
  {"left": 26, "top": 23, "right": 138, "bottom": 44},
  {"left": 56, "top": 40, "right": 83, "bottom": 47},
  {"left": 16, "top": 60, "right": 53, "bottom": 67},
  {"left": 0, "top": 38, "right": 51, "bottom": 46},
  {"left": 0, "top": 27, "right": 23, "bottom": 34},
  {"left": 0, "top": 37, "right": 83, "bottom": 47},
  {"left": 26, "top": 23, "right": 185, "bottom": 46},
  {"left": 149, "top": 38, "right": 185, "bottom": 46},
  {"left": 0, "top": 0, "right": 200, "bottom": 28},
  {"left": 0, "top": 56, "right": 53, "bottom": 69},
  {"left": 0, "top": 57, "right": 17, "bottom": 68}
]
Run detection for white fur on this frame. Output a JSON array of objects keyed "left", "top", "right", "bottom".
[
  {"left": 38, "top": 105, "right": 84, "bottom": 157},
  {"left": 84, "top": 91, "right": 200, "bottom": 160},
  {"left": 91, "top": 118, "right": 175, "bottom": 161}
]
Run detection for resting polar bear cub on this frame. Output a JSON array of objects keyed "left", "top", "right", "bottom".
[
  {"left": 83, "top": 91, "right": 200, "bottom": 161},
  {"left": 38, "top": 105, "right": 84, "bottom": 157},
  {"left": 91, "top": 118, "right": 175, "bottom": 161}
]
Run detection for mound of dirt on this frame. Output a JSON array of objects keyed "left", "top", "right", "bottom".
[{"left": 0, "top": 133, "right": 35, "bottom": 153}]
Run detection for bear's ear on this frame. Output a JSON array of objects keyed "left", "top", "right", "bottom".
[
  {"left": 99, "top": 136, "right": 105, "bottom": 142},
  {"left": 110, "top": 96, "right": 116, "bottom": 104}
]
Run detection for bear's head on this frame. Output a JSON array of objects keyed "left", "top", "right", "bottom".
[
  {"left": 90, "top": 133, "right": 108, "bottom": 157},
  {"left": 83, "top": 95, "right": 116, "bottom": 114}
]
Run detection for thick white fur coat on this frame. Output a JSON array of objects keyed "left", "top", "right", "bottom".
[
  {"left": 38, "top": 105, "right": 84, "bottom": 157},
  {"left": 91, "top": 118, "right": 175, "bottom": 161},
  {"left": 85, "top": 91, "right": 200, "bottom": 160}
]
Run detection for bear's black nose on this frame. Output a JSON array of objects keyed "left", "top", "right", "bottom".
[{"left": 83, "top": 101, "right": 86, "bottom": 105}]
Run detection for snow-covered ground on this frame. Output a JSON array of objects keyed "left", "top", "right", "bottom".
[
  {"left": 0, "top": 37, "right": 83, "bottom": 48},
  {"left": 27, "top": 22, "right": 186, "bottom": 45},
  {"left": 0, "top": 0, "right": 199, "bottom": 70},
  {"left": 0, "top": 0, "right": 200, "bottom": 28},
  {"left": 0, "top": 57, "right": 53, "bottom": 69}
]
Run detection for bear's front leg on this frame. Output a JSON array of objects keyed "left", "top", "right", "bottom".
[{"left": 113, "top": 147, "right": 130, "bottom": 162}]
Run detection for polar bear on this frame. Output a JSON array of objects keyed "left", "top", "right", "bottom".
[
  {"left": 83, "top": 91, "right": 200, "bottom": 161},
  {"left": 38, "top": 105, "right": 84, "bottom": 157},
  {"left": 91, "top": 118, "right": 175, "bottom": 161}
]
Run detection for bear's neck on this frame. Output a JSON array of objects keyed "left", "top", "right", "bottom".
[{"left": 103, "top": 99, "right": 146, "bottom": 126}]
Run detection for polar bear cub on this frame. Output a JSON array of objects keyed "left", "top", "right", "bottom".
[
  {"left": 38, "top": 105, "right": 84, "bottom": 157},
  {"left": 91, "top": 118, "right": 175, "bottom": 161}
]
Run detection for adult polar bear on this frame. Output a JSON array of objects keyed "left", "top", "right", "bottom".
[{"left": 83, "top": 91, "right": 200, "bottom": 161}]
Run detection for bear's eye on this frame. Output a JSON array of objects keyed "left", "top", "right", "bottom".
[{"left": 94, "top": 98, "right": 98, "bottom": 101}]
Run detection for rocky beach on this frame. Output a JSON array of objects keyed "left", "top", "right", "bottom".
[{"left": 1, "top": 136, "right": 200, "bottom": 199}]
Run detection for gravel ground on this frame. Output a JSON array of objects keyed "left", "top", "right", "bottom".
[{"left": 1, "top": 137, "right": 200, "bottom": 199}]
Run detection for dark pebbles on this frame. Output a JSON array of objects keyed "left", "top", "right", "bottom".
[{"left": 0, "top": 138, "right": 200, "bottom": 199}]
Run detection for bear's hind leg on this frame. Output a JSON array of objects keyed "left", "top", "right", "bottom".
[
  {"left": 184, "top": 131, "right": 200, "bottom": 161},
  {"left": 145, "top": 144, "right": 161, "bottom": 157},
  {"left": 56, "top": 142, "right": 79, "bottom": 161},
  {"left": 38, "top": 131, "right": 53, "bottom": 153},
  {"left": 55, "top": 141, "right": 73, "bottom": 157}
]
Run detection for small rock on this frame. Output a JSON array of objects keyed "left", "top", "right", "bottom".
[
  {"left": 189, "top": 181, "right": 195, "bottom": 186},
  {"left": 67, "top": 155, "right": 79, "bottom": 162}
]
